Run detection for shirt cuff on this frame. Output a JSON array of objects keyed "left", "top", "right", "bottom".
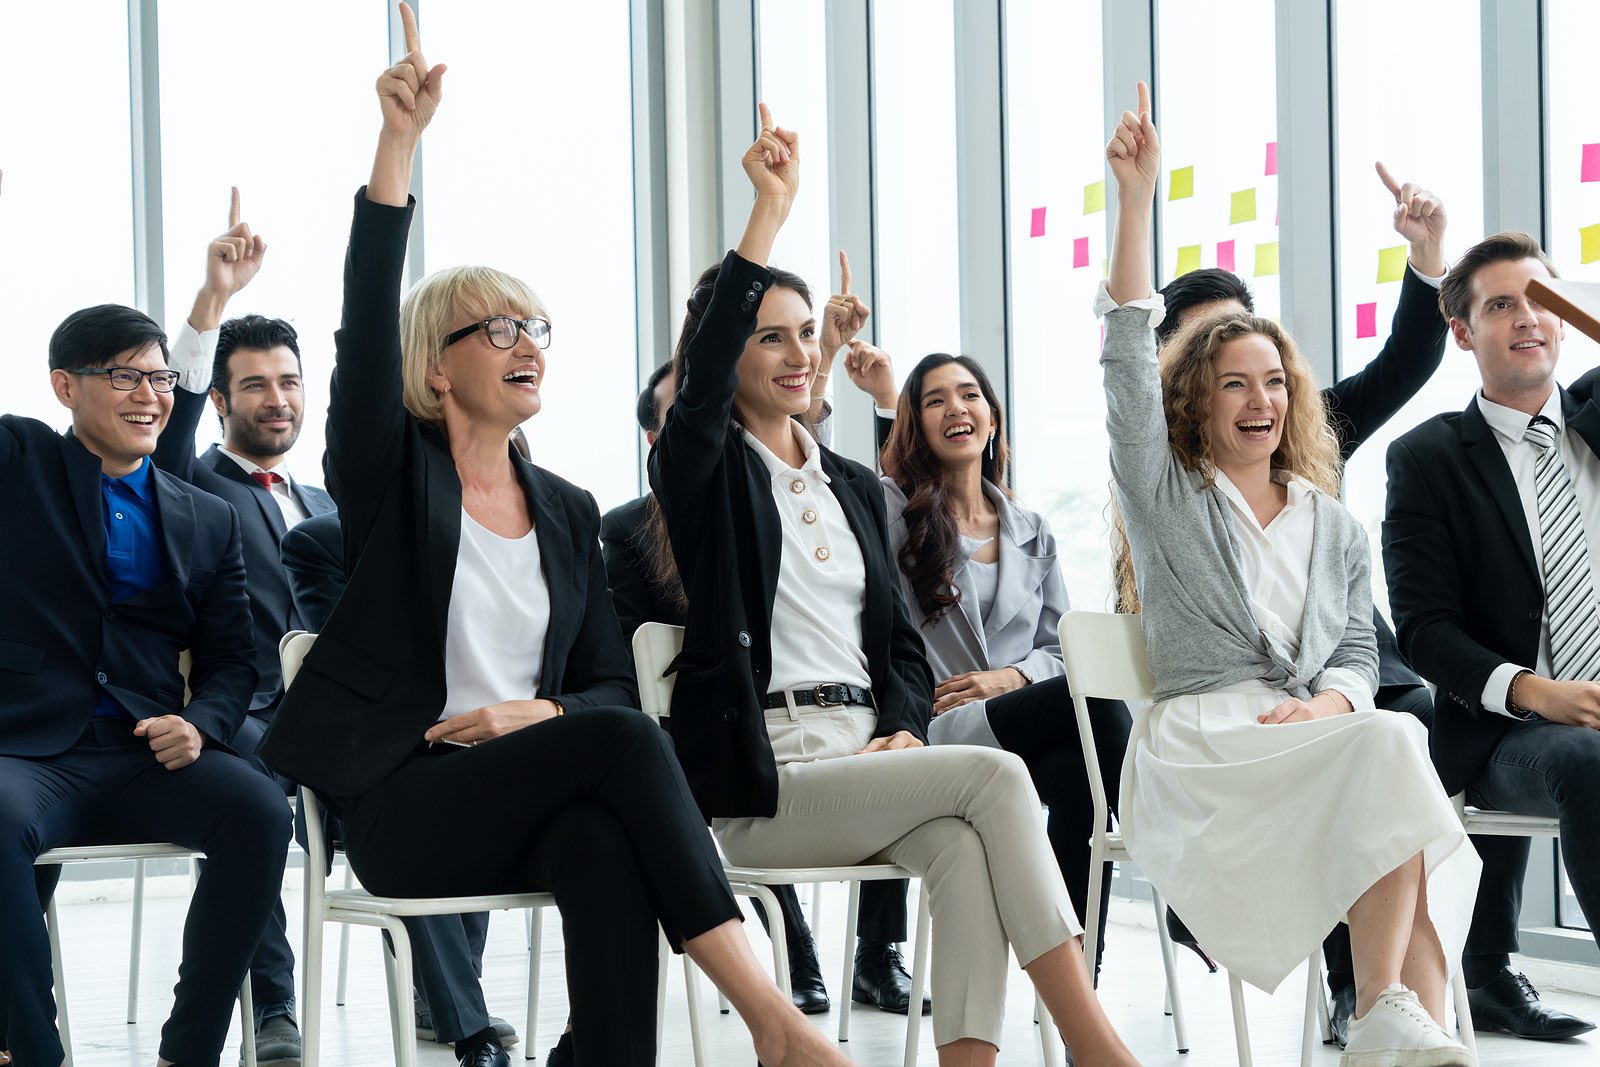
[
  {"left": 1482, "top": 661, "right": 1532, "bottom": 718},
  {"left": 169, "top": 322, "right": 218, "bottom": 394},
  {"left": 1409, "top": 262, "right": 1446, "bottom": 289},
  {"left": 1314, "top": 668, "right": 1376, "bottom": 713},
  {"left": 873, "top": 405, "right": 897, "bottom": 420},
  {"left": 1092, "top": 279, "right": 1167, "bottom": 330}
]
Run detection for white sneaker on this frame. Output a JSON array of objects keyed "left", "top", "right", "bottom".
[{"left": 1340, "top": 984, "right": 1475, "bottom": 1067}]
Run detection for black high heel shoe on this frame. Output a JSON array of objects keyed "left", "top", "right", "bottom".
[{"left": 1165, "top": 906, "right": 1218, "bottom": 973}]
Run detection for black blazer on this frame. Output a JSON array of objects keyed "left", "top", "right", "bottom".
[
  {"left": 280, "top": 510, "right": 345, "bottom": 634},
  {"left": 648, "top": 250, "right": 933, "bottom": 820},
  {"left": 259, "top": 192, "right": 638, "bottom": 799},
  {"left": 1382, "top": 385, "right": 1600, "bottom": 794},
  {"left": 153, "top": 388, "right": 335, "bottom": 712},
  {"left": 0, "top": 417, "right": 256, "bottom": 755},
  {"left": 600, "top": 494, "right": 684, "bottom": 642}
]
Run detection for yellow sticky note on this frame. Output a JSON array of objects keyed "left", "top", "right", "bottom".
[
  {"left": 1168, "top": 166, "right": 1194, "bottom": 200},
  {"left": 1230, "top": 188, "right": 1257, "bottom": 224},
  {"left": 1377, "top": 244, "right": 1408, "bottom": 283},
  {"left": 1083, "top": 180, "right": 1106, "bottom": 215},
  {"left": 1174, "top": 245, "right": 1202, "bottom": 277},
  {"left": 1581, "top": 223, "right": 1600, "bottom": 264},
  {"left": 1254, "top": 241, "right": 1280, "bottom": 277}
]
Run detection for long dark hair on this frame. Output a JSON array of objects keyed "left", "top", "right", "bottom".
[
  {"left": 647, "top": 260, "right": 816, "bottom": 611},
  {"left": 880, "top": 353, "right": 1011, "bottom": 627}
]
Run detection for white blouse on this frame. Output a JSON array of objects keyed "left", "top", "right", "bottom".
[{"left": 441, "top": 509, "right": 550, "bottom": 719}]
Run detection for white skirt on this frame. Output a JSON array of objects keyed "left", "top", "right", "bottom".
[{"left": 1118, "top": 681, "right": 1481, "bottom": 992}]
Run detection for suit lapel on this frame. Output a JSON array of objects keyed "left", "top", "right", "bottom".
[
  {"left": 742, "top": 445, "right": 783, "bottom": 635},
  {"left": 1563, "top": 389, "right": 1600, "bottom": 465},
  {"left": 820, "top": 453, "right": 888, "bottom": 645},
  {"left": 985, "top": 491, "right": 1052, "bottom": 639},
  {"left": 62, "top": 430, "right": 109, "bottom": 569},
  {"left": 203, "top": 447, "right": 288, "bottom": 540},
  {"left": 151, "top": 469, "right": 196, "bottom": 588},
  {"left": 520, "top": 459, "right": 579, "bottom": 675},
  {"left": 420, "top": 424, "right": 464, "bottom": 647},
  {"left": 1460, "top": 401, "right": 1539, "bottom": 579}
]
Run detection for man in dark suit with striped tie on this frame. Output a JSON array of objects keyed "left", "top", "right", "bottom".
[{"left": 1383, "top": 230, "right": 1599, "bottom": 1043}]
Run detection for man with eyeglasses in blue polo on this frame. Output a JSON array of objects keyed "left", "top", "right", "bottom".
[{"left": 0, "top": 302, "right": 289, "bottom": 1067}]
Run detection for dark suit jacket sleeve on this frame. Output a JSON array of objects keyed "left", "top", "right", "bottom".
[
  {"left": 600, "top": 506, "right": 654, "bottom": 643},
  {"left": 874, "top": 410, "right": 893, "bottom": 458},
  {"left": 281, "top": 518, "right": 346, "bottom": 634},
  {"left": 152, "top": 384, "right": 206, "bottom": 481},
  {"left": 1324, "top": 266, "right": 1448, "bottom": 461},
  {"left": 1381, "top": 436, "right": 1509, "bottom": 712},
  {"left": 183, "top": 505, "right": 257, "bottom": 743},
  {"left": 549, "top": 492, "right": 640, "bottom": 711},
  {"left": 1571, "top": 365, "right": 1600, "bottom": 404}
]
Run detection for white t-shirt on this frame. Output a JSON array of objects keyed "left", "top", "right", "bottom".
[{"left": 441, "top": 509, "right": 550, "bottom": 719}]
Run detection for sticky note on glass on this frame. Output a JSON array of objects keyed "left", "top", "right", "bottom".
[
  {"left": 1217, "top": 239, "right": 1237, "bottom": 272},
  {"left": 1254, "top": 241, "right": 1280, "bottom": 277},
  {"left": 1265, "top": 141, "right": 1278, "bottom": 176},
  {"left": 1377, "top": 244, "right": 1408, "bottom": 283},
  {"left": 1030, "top": 207, "right": 1047, "bottom": 237},
  {"left": 1356, "top": 302, "right": 1378, "bottom": 339},
  {"left": 1083, "top": 180, "right": 1106, "bottom": 214},
  {"left": 1583, "top": 144, "right": 1600, "bottom": 183},
  {"left": 1582, "top": 223, "right": 1600, "bottom": 264},
  {"left": 1073, "top": 236, "right": 1090, "bottom": 268},
  {"left": 1230, "top": 188, "right": 1257, "bottom": 224},
  {"left": 1168, "top": 166, "right": 1194, "bottom": 200},
  {"left": 1174, "top": 244, "right": 1202, "bottom": 277}
]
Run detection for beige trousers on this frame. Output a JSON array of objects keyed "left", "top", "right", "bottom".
[{"left": 716, "top": 716, "right": 1082, "bottom": 1048}]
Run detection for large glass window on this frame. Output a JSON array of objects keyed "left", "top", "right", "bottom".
[
  {"left": 1333, "top": 0, "right": 1484, "bottom": 620},
  {"left": 1005, "top": 0, "right": 1112, "bottom": 610},
  {"left": 1, "top": 1, "right": 135, "bottom": 430},
  {"left": 1156, "top": 0, "right": 1280, "bottom": 318},
  {"left": 423, "top": 2, "right": 639, "bottom": 511},
  {"left": 158, "top": 0, "right": 387, "bottom": 473},
  {"left": 872, "top": 0, "right": 962, "bottom": 376}
]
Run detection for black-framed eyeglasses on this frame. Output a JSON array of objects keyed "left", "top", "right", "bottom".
[
  {"left": 442, "top": 316, "right": 552, "bottom": 351},
  {"left": 71, "top": 367, "right": 182, "bottom": 392}
]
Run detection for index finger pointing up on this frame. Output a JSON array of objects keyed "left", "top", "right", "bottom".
[
  {"left": 399, "top": 2, "right": 421, "bottom": 55},
  {"left": 1136, "top": 79, "right": 1151, "bottom": 119},
  {"left": 757, "top": 101, "right": 773, "bottom": 133},
  {"left": 1374, "top": 160, "right": 1403, "bottom": 201},
  {"left": 228, "top": 186, "right": 240, "bottom": 228},
  {"left": 839, "top": 250, "right": 852, "bottom": 294}
]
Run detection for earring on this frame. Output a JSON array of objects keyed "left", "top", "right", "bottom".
[{"left": 987, "top": 432, "right": 995, "bottom": 460}]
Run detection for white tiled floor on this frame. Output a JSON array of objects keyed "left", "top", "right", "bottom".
[{"left": 41, "top": 869, "right": 1600, "bottom": 1066}]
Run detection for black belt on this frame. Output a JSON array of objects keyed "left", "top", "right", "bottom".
[{"left": 761, "top": 683, "right": 875, "bottom": 710}]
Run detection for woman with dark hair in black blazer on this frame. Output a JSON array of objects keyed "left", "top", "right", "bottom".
[
  {"left": 258, "top": 10, "right": 851, "bottom": 1067},
  {"left": 649, "top": 104, "right": 1139, "bottom": 1067}
]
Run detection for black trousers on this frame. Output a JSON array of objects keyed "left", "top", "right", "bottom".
[
  {"left": 404, "top": 910, "right": 493, "bottom": 1043},
  {"left": 0, "top": 719, "right": 290, "bottom": 1067},
  {"left": 983, "top": 675, "right": 1132, "bottom": 977},
  {"left": 342, "top": 707, "right": 741, "bottom": 1067}
]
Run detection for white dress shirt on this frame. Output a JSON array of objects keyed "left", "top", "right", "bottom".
[
  {"left": 441, "top": 510, "right": 550, "bottom": 720},
  {"left": 1475, "top": 389, "right": 1600, "bottom": 715},
  {"left": 741, "top": 421, "right": 873, "bottom": 697},
  {"left": 1213, "top": 468, "right": 1375, "bottom": 711}
]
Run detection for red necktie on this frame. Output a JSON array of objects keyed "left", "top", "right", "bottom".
[{"left": 251, "top": 471, "right": 283, "bottom": 490}]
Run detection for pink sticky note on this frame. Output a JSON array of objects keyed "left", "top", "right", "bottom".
[
  {"left": 1073, "top": 236, "right": 1090, "bottom": 268},
  {"left": 1583, "top": 144, "right": 1600, "bottom": 183},
  {"left": 1275, "top": 203, "right": 1279, "bottom": 227},
  {"left": 1030, "top": 206, "right": 1047, "bottom": 237},
  {"left": 1356, "top": 302, "right": 1378, "bottom": 339},
  {"left": 1217, "top": 239, "right": 1236, "bottom": 272},
  {"left": 1265, "top": 142, "right": 1278, "bottom": 176}
]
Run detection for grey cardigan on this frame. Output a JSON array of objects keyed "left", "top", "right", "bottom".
[
  {"left": 882, "top": 477, "right": 1069, "bottom": 747},
  {"left": 1100, "top": 306, "right": 1379, "bottom": 704}
]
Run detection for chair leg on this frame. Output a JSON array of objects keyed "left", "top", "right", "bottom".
[
  {"left": 1300, "top": 957, "right": 1320, "bottom": 1067},
  {"left": 379, "top": 918, "right": 419, "bottom": 1067},
  {"left": 839, "top": 880, "right": 862, "bottom": 1042},
  {"left": 901, "top": 883, "right": 931, "bottom": 1067},
  {"left": 810, "top": 880, "right": 823, "bottom": 932},
  {"left": 128, "top": 857, "right": 145, "bottom": 1023},
  {"left": 1228, "top": 972, "right": 1252, "bottom": 1067},
  {"left": 1316, "top": 966, "right": 1332, "bottom": 1041},
  {"left": 1150, "top": 888, "right": 1189, "bottom": 1053},
  {"left": 656, "top": 928, "right": 670, "bottom": 1063},
  {"left": 683, "top": 955, "right": 705, "bottom": 1067},
  {"left": 1037, "top": 992, "right": 1062, "bottom": 1066},
  {"left": 241, "top": 979, "right": 257, "bottom": 1067},
  {"left": 1452, "top": 968, "right": 1478, "bottom": 1057},
  {"left": 526, "top": 909, "right": 544, "bottom": 1061},
  {"left": 301, "top": 891, "right": 325, "bottom": 1067},
  {"left": 47, "top": 894, "right": 73, "bottom": 1067},
  {"left": 335, "top": 862, "right": 354, "bottom": 1006}
]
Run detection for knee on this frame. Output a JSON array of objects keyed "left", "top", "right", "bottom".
[
  {"left": 924, "top": 816, "right": 990, "bottom": 881},
  {"left": 224, "top": 763, "right": 293, "bottom": 848},
  {"left": 1542, "top": 728, "right": 1600, "bottom": 804},
  {"left": 972, "top": 746, "right": 1033, "bottom": 792}
]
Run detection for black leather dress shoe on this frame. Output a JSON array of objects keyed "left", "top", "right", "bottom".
[
  {"left": 544, "top": 1038, "right": 574, "bottom": 1067},
  {"left": 458, "top": 1038, "right": 511, "bottom": 1067},
  {"left": 788, "top": 934, "right": 831, "bottom": 1014},
  {"left": 1468, "top": 967, "right": 1597, "bottom": 1040},
  {"left": 1328, "top": 984, "right": 1356, "bottom": 1048},
  {"left": 852, "top": 941, "right": 931, "bottom": 1015}
]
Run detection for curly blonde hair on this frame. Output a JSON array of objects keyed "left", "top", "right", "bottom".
[{"left": 1112, "top": 311, "right": 1342, "bottom": 613}]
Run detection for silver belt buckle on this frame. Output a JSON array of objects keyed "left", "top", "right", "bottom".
[{"left": 812, "top": 683, "right": 847, "bottom": 707}]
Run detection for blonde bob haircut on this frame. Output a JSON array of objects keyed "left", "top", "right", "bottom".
[{"left": 399, "top": 265, "right": 549, "bottom": 425}]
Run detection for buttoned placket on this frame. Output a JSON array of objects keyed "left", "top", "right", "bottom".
[{"left": 780, "top": 469, "right": 836, "bottom": 570}]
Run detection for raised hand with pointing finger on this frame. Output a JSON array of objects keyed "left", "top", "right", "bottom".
[
  {"left": 733, "top": 102, "right": 799, "bottom": 267},
  {"left": 821, "top": 251, "right": 871, "bottom": 355},
  {"left": 1375, "top": 161, "right": 1447, "bottom": 278},
  {"left": 190, "top": 186, "right": 266, "bottom": 333},
  {"left": 368, "top": 3, "right": 445, "bottom": 207}
]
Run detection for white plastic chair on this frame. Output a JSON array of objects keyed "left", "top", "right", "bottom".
[{"left": 631, "top": 622, "right": 937, "bottom": 1067}]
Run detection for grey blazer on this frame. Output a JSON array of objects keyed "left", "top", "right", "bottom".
[{"left": 882, "top": 477, "right": 1069, "bottom": 747}]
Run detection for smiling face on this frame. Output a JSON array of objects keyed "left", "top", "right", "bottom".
[
  {"left": 431, "top": 310, "right": 547, "bottom": 429},
  {"left": 734, "top": 286, "right": 818, "bottom": 422},
  {"left": 1451, "top": 256, "right": 1565, "bottom": 405},
  {"left": 214, "top": 346, "right": 304, "bottom": 463},
  {"left": 916, "top": 360, "right": 993, "bottom": 471},
  {"left": 51, "top": 343, "right": 173, "bottom": 476},
  {"left": 1206, "top": 332, "right": 1288, "bottom": 477}
]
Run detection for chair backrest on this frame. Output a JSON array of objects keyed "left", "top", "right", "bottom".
[
  {"left": 1058, "top": 610, "right": 1156, "bottom": 701},
  {"left": 631, "top": 622, "right": 685, "bottom": 721},
  {"left": 279, "top": 630, "right": 316, "bottom": 689}
]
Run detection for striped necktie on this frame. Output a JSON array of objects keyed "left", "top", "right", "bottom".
[{"left": 1526, "top": 415, "right": 1600, "bottom": 681}]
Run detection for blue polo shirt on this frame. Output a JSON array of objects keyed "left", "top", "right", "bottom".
[{"left": 95, "top": 457, "right": 166, "bottom": 717}]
